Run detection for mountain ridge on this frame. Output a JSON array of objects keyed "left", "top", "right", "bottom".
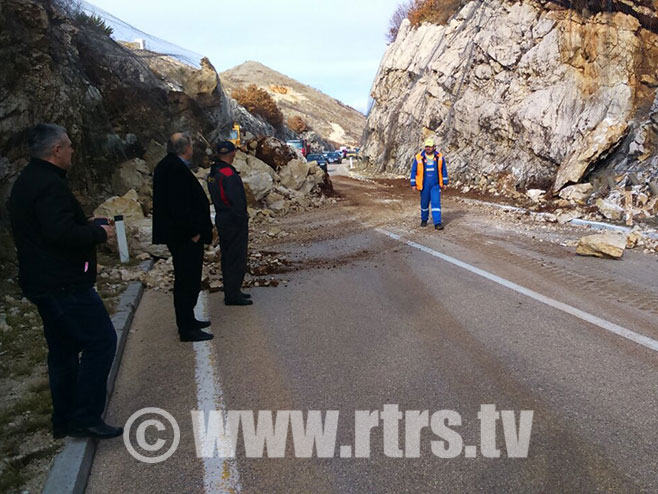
[{"left": 220, "top": 61, "right": 365, "bottom": 147}]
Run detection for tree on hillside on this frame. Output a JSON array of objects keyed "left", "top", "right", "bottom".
[
  {"left": 387, "top": 1, "right": 413, "bottom": 44},
  {"left": 232, "top": 84, "right": 284, "bottom": 127},
  {"left": 407, "top": 0, "right": 464, "bottom": 27},
  {"left": 287, "top": 115, "right": 309, "bottom": 134}
]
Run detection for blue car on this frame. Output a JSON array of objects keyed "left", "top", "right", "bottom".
[
  {"left": 306, "top": 153, "right": 328, "bottom": 172},
  {"left": 324, "top": 151, "right": 342, "bottom": 164}
]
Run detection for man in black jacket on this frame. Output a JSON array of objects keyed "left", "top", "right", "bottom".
[
  {"left": 207, "top": 141, "right": 252, "bottom": 306},
  {"left": 8, "top": 123, "right": 122, "bottom": 440},
  {"left": 153, "top": 132, "right": 214, "bottom": 341}
]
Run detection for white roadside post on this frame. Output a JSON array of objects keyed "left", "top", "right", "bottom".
[
  {"left": 114, "top": 215, "right": 130, "bottom": 263},
  {"left": 349, "top": 157, "right": 353, "bottom": 169},
  {"left": 624, "top": 185, "right": 633, "bottom": 227}
]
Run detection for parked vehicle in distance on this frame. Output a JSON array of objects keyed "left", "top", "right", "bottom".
[
  {"left": 286, "top": 139, "right": 310, "bottom": 157},
  {"left": 324, "top": 151, "right": 342, "bottom": 164},
  {"left": 306, "top": 153, "right": 328, "bottom": 172}
]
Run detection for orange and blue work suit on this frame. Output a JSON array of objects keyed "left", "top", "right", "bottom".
[{"left": 410, "top": 150, "right": 449, "bottom": 225}]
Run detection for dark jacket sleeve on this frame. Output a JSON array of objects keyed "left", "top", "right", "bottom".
[
  {"left": 225, "top": 174, "right": 248, "bottom": 221},
  {"left": 34, "top": 180, "right": 107, "bottom": 248},
  {"left": 207, "top": 171, "right": 224, "bottom": 211}
]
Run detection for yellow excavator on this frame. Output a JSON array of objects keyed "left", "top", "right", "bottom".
[{"left": 228, "top": 122, "right": 241, "bottom": 147}]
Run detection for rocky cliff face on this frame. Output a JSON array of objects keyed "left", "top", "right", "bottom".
[
  {"left": 0, "top": 0, "right": 233, "bottom": 221},
  {"left": 362, "top": 0, "right": 658, "bottom": 192}
]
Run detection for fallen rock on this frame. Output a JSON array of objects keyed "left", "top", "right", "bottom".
[
  {"left": 559, "top": 183, "right": 593, "bottom": 204},
  {"left": 526, "top": 189, "right": 545, "bottom": 203},
  {"left": 111, "top": 158, "right": 152, "bottom": 197},
  {"left": 553, "top": 119, "right": 629, "bottom": 192},
  {"left": 265, "top": 192, "right": 287, "bottom": 213},
  {"left": 557, "top": 210, "right": 580, "bottom": 224},
  {"left": 233, "top": 151, "right": 276, "bottom": 204},
  {"left": 626, "top": 231, "right": 645, "bottom": 249},
  {"left": 94, "top": 189, "right": 145, "bottom": 222},
  {"left": 279, "top": 159, "right": 310, "bottom": 190},
  {"left": 576, "top": 233, "right": 626, "bottom": 259},
  {"left": 249, "top": 136, "right": 298, "bottom": 170},
  {"left": 596, "top": 198, "right": 624, "bottom": 221}
]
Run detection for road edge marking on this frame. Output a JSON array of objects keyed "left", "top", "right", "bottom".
[
  {"left": 377, "top": 228, "right": 658, "bottom": 353},
  {"left": 194, "top": 291, "right": 242, "bottom": 493}
]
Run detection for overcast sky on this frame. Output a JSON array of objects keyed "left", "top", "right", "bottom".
[{"left": 85, "top": 0, "right": 404, "bottom": 114}]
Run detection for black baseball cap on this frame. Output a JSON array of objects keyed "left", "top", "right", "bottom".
[{"left": 216, "top": 141, "right": 236, "bottom": 154}]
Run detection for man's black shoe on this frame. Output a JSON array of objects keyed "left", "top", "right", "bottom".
[
  {"left": 420, "top": 220, "right": 428, "bottom": 227},
  {"left": 194, "top": 319, "right": 211, "bottom": 329},
  {"left": 225, "top": 297, "right": 253, "bottom": 306},
  {"left": 180, "top": 329, "right": 214, "bottom": 342},
  {"left": 68, "top": 422, "right": 123, "bottom": 440},
  {"left": 53, "top": 426, "right": 68, "bottom": 439},
  {"left": 240, "top": 292, "right": 252, "bottom": 299},
  {"left": 435, "top": 223, "right": 444, "bottom": 230}
]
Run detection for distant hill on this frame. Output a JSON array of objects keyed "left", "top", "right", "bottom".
[{"left": 220, "top": 61, "right": 365, "bottom": 147}]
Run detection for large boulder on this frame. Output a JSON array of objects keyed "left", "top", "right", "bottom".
[
  {"left": 559, "top": 183, "right": 594, "bottom": 204},
  {"left": 111, "top": 158, "right": 152, "bottom": 197},
  {"left": 596, "top": 198, "right": 624, "bottom": 221},
  {"left": 232, "top": 151, "right": 275, "bottom": 204},
  {"left": 553, "top": 119, "right": 629, "bottom": 192},
  {"left": 248, "top": 136, "right": 298, "bottom": 170},
  {"left": 576, "top": 233, "right": 626, "bottom": 259},
  {"left": 279, "top": 159, "right": 310, "bottom": 190},
  {"left": 93, "top": 189, "right": 145, "bottom": 223}
]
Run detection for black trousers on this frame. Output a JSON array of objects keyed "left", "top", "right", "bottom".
[
  {"left": 168, "top": 239, "right": 204, "bottom": 333},
  {"left": 216, "top": 214, "right": 248, "bottom": 300},
  {"left": 29, "top": 287, "right": 117, "bottom": 429}
]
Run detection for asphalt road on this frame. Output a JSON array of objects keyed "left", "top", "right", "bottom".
[{"left": 87, "top": 175, "right": 658, "bottom": 494}]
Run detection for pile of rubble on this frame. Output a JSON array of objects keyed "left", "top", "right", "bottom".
[
  {"left": 454, "top": 172, "right": 658, "bottom": 224},
  {"left": 90, "top": 136, "right": 333, "bottom": 291},
  {"left": 116, "top": 246, "right": 290, "bottom": 293},
  {"left": 451, "top": 175, "right": 658, "bottom": 260}
]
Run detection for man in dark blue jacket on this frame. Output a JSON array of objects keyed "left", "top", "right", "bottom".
[
  {"left": 207, "top": 141, "right": 252, "bottom": 305},
  {"left": 153, "top": 132, "right": 214, "bottom": 341},
  {"left": 8, "top": 123, "right": 122, "bottom": 440}
]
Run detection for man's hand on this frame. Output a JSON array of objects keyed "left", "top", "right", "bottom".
[
  {"left": 101, "top": 224, "right": 116, "bottom": 243},
  {"left": 192, "top": 234, "right": 201, "bottom": 243}
]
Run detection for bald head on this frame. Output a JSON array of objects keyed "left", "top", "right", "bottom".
[{"left": 167, "top": 132, "right": 193, "bottom": 160}]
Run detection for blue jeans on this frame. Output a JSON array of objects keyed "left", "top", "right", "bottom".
[{"left": 30, "top": 287, "right": 117, "bottom": 428}]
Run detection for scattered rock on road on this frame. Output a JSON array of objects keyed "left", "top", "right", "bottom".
[{"left": 576, "top": 233, "right": 627, "bottom": 259}]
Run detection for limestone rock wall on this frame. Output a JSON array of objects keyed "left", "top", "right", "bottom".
[{"left": 362, "top": 0, "right": 658, "bottom": 192}]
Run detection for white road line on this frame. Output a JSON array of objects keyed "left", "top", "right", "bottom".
[
  {"left": 377, "top": 229, "right": 658, "bottom": 353},
  {"left": 194, "top": 292, "right": 242, "bottom": 493}
]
